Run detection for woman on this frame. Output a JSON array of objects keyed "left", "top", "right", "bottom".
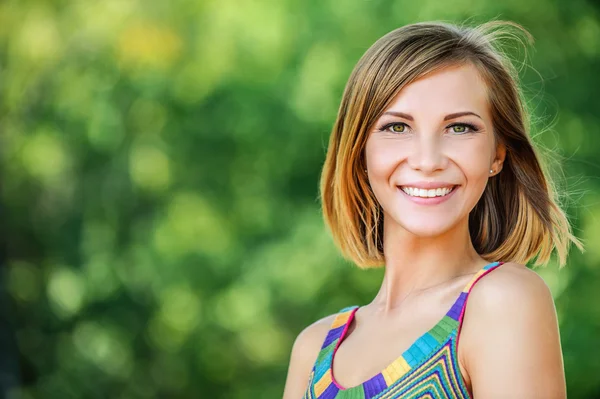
[{"left": 283, "top": 21, "right": 582, "bottom": 399}]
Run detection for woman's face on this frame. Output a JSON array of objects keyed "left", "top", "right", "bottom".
[{"left": 365, "top": 63, "right": 505, "bottom": 238}]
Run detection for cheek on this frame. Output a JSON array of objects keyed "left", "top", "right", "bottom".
[
  {"left": 446, "top": 140, "right": 493, "bottom": 204},
  {"left": 364, "top": 138, "right": 410, "bottom": 210},
  {"left": 447, "top": 137, "right": 494, "bottom": 173},
  {"left": 365, "top": 137, "right": 409, "bottom": 176}
]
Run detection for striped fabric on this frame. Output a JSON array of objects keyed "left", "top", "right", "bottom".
[{"left": 303, "top": 261, "right": 504, "bottom": 399}]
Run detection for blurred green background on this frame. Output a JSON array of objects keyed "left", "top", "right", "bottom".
[{"left": 1, "top": 0, "right": 599, "bottom": 398}]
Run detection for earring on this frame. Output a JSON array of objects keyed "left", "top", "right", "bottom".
[
  {"left": 490, "top": 169, "right": 494, "bottom": 174},
  {"left": 365, "top": 169, "right": 368, "bottom": 173}
]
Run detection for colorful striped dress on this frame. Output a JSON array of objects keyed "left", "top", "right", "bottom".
[{"left": 303, "top": 261, "right": 504, "bottom": 399}]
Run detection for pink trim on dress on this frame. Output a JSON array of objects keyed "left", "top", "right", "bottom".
[{"left": 330, "top": 306, "right": 360, "bottom": 390}]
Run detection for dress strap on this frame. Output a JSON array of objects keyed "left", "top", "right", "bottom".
[
  {"left": 319, "top": 305, "right": 359, "bottom": 351},
  {"left": 310, "top": 306, "right": 360, "bottom": 384},
  {"left": 451, "top": 261, "right": 504, "bottom": 339}
]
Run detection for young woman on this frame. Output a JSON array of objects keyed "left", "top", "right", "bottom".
[{"left": 282, "top": 21, "right": 582, "bottom": 399}]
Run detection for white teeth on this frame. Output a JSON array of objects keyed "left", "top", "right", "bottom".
[{"left": 401, "top": 186, "right": 454, "bottom": 198}]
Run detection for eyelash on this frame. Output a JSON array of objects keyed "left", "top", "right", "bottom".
[{"left": 378, "top": 122, "right": 480, "bottom": 134}]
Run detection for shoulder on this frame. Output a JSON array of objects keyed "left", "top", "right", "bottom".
[
  {"left": 459, "top": 262, "right": 566, "bottom": 398},
  {"left": 468, "top": 261, "right": 553, "bottom": 308},
  {"left": 462, "top": 261, "right": 557, "bottom": 344},
  {"left": 460, "top": 262, "right": 556, "bottom": 355},
  {"left": 292, "top": 313, "right": 338, "bottom": 360},
  {"left": 282, "top": 312, "right": 338, "bottom": 399}
]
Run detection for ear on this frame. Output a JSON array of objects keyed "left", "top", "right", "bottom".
[{"left": 491, "top": 141, "right": 506, "bottom": 174}]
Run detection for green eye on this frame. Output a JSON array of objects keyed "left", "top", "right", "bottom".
[
  {"left": 391, "top": 124, "right": 405, "bottom": 133},
  {"left": 378, "top": 122, "right": 411, "bottom": 134},
  {"left": 452, "top": 125, "right": 466, "bottom": 133}
]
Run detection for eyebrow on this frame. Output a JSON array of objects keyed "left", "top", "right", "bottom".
[{"left": 382, "top": 111, "right": 482, "bottom": 121}]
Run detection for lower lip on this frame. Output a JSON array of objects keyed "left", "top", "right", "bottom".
[{"left": 398, "top": 186, "right": 459, "bottom": 205}]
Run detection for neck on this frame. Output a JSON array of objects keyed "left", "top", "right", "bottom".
[{"left": 371, "top": 213, "right": 487, "bottom": 313}]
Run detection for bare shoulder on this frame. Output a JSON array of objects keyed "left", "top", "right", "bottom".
[
  {"left": 460, "top": 262, "right": 566, "bottom": 398},
  {"left": 292, "top": 313, "right": 337, "bottom": 362},
  {"left": 468, "top": 262, "right": 553, "bottom": 308},
  {"left": 282, "top": 313, "right": 337, "bottom": 399},
  {"left": 462, "top": 261, "right": 557, "bottom": 346}
]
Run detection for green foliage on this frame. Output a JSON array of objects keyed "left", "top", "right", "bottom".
[{"left": 1, "top": 0, "right": 599, "bottom": 398}]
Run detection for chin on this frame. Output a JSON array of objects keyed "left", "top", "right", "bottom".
[
  {"left": 393, "top": 216, "right": 457, "bottom": 238},
  {"left": 404, "top": 226, "right": 452, "bottom": 238}
]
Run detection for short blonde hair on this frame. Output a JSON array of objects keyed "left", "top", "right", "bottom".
[{"left": 320, "top": 21, "right": 583, "bottom": 269}]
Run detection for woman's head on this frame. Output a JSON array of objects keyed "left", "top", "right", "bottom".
[
  {"left": 364, "top": 62, "right": 503, "bottom": 246},
  {"left": 320, "top": 21, "right": 582, "bottom": 268}
]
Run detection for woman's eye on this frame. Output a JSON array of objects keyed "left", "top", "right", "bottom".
[
  {"left": 386, "top": 123, "right": 406, "bottom": 133},
  {"left": 448, "top": 123, "right": 477, "bottom": 134}
]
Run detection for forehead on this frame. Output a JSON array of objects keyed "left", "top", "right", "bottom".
[{"left": 385, "top": 63, "right": 490, "bottom": 117}]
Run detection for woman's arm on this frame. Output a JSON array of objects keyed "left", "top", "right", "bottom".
[
  {"left": 459, "top": 263, "right": 566, "bottom": 399},
  {"left": 282, "top": 315, "right": 335, "bottom": 399}
]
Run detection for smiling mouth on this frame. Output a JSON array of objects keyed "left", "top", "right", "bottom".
[{"left": 399, "top": 186, "right": 458, "bottom": 198}]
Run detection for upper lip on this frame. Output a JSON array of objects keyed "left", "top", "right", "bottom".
[{"left": 398, "top": 182, "right": 458, "bottom": 189}]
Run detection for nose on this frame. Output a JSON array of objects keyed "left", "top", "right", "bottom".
[{"left": 407, "top": 135, "right": 447, "bottom": 173}]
